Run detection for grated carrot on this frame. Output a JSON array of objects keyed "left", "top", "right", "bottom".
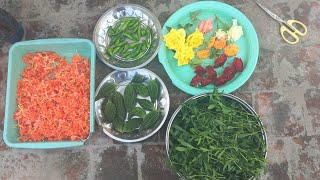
[{"left": 13, "top": 52, "right": 90, "bottom": 142}]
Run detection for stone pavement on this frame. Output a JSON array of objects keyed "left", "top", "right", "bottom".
[{"left": 0, "top": 0, "right": 319, "bottom": 179}]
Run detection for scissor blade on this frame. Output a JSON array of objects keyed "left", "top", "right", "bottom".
[{"left": 253, "top": 0, "right": 286, "bottom": 24}]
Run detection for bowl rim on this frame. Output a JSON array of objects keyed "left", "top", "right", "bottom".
[
  {"left": 165, "top": 93, "right": 268, "bottom": 179},
  {"left": 95, "top": 68, "right": 170, "bottom": 142},
  {"left": 93, "top": 3, "right": 163, "bottom": 71}
]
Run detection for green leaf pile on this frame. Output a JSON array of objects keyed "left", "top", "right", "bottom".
[
  {"left": 168, "top": 92, "right": 267, "bottom": 179},
  {"left": 101, "top": 73, "right": 161, "bottom": 133}
]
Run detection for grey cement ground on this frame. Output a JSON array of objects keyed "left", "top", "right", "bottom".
[{"left": 1, "top": 0, "right": 320, "bottom": 179}]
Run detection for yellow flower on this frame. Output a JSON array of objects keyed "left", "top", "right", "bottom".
[
  {"left": 163, "top": 28, "right": 186, "bottom": 50},
  {"left": 174, "top": 45, "right": 195, "bottom": 66},
  {"left": 186, "top": 28, "right": 204, "bottom": 48}
]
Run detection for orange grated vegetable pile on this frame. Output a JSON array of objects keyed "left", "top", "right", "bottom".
[{"left": 13, "top": 52, "right": 90, "bottom": 142}]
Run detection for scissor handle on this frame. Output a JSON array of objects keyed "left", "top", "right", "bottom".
[
  {"left": 280, "top": 20, "right": 307, "bottom": 44},
  {"left": 287, "top": 20, "right": 308, "bottom": 36},
  {"left": 280, "top": 26, "right": 299, "bottom": 44}
]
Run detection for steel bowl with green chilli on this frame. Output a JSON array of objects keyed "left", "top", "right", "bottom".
[
  {"left": 93, "top": 4, "right": 162, "bottom": 71},
  {"left": 166, "top": 92, "right": 267, "bottom": 179}
]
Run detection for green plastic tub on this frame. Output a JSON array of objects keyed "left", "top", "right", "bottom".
[{"left": 3, "top": 38, "right": 96, "bottom": 148}]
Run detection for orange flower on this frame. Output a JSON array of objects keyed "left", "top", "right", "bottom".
[
  {"left": 213, "top": 38, "right": 227, "bottom": 50},
  {"left": 197, "top": 49, "right": 211, "bottom": 59},
  {"left": 207, "top": 36, "right": 216, "bottom": 49},
  {"left": 224, "top": 44, "right": 239, "bottom": 57}
]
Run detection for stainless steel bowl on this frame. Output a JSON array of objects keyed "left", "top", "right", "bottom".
[
  {"left": 95, "top": 68, "right": 170, "bottom": 142},
  {"left": 165, "top": 93, "right": 267, "bottom": 179},
  {"left": 93, "top": 4, "right": 162, "bottom": 70}
]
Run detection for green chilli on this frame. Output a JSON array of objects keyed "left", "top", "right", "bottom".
[
  {"left": 106, "top": 17, "right": 151, "bottom": 61},
  {"left": 113, "top": 46, "right": 121, "bottom": 55},
  {"left": 124, "top": 33, "right": 135, "bottom": 40},
  {"left": 113, "top": 21, "right": 122, "bottom": 30},
  {"left": 107, "top": 27, "right": 115, "bottom": 36},
  {"left": 106, "top": 47, "right": 114, "bottom": 56},
  {"left": 121, "top": 20, "right": 130, "bottom": 30}
]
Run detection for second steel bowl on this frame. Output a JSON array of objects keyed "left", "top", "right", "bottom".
[{"left": 95, "top": 68, "right": 170, "bottom": 142}]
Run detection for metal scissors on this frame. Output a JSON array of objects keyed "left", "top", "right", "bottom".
[{"left": 253, "top": 0, "right": 307, "bottom": 44}]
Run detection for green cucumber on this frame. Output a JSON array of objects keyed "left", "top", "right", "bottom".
[
  {"left": 147, "top": 79, "right": 159, "bottom": 103},
  {"left": 103, "top": 100, "right": 116, "bottom": 122},
  {"left": 137, "top": 98, "right": 155, "bottom": 111},
  {"left": 124, "top": 84, "right": 137, "bottom": 111},
  {"left": 140, "top": 110, "right": 160, "bottom": 130},
  {"left": 123, "top": 118, "right": 143, "bottom": 133},
  {"left": 112, "top": 91, "right": 127, "bottom": 121},
  {"left": 95, "top": 82, "right": 116, "bottom": 100}
]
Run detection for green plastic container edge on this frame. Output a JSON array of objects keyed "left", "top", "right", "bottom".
[
  {"left": 158, "top": 1, "right": 259, "bottom": 95},
  {"left": 3, "top": 38, "right": 96, "bottom": 149}
]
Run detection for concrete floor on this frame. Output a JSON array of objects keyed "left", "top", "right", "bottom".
[{"left": 0, "top": 0, "right": 320, "bottom": 179}]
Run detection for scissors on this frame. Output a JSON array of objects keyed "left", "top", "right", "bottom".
[{"left": 253, "top": 0, "right": 307, "bottom": 44}]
